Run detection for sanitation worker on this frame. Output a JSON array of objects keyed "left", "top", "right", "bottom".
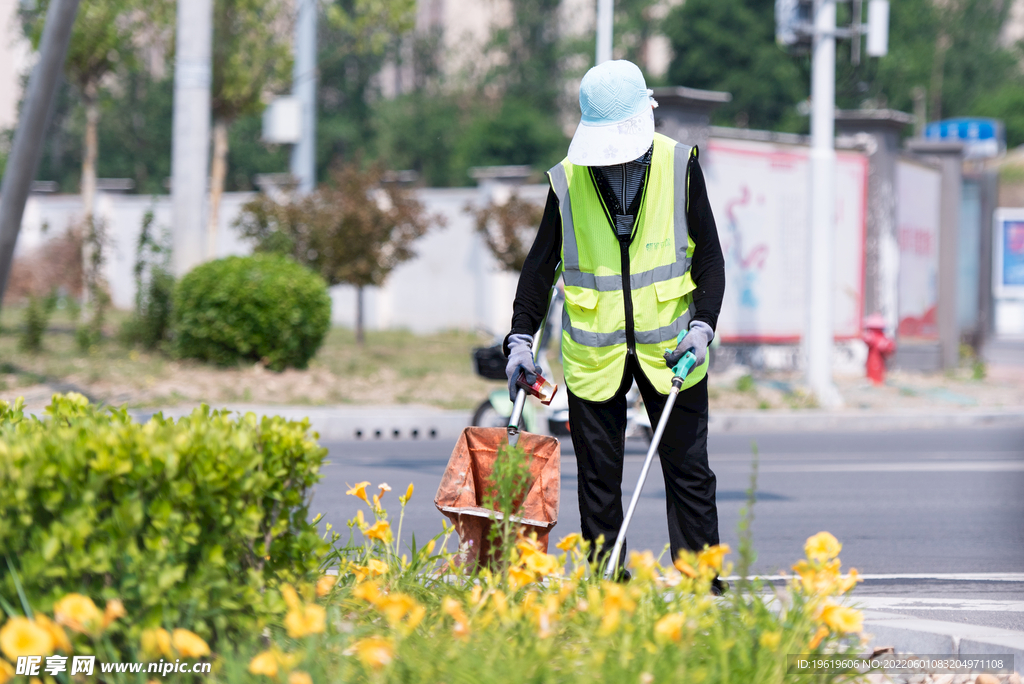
[{"left": 503, "top": 59, "right": 726, "bottom": 592}]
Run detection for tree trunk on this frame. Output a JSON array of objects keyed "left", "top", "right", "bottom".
[
  {"left": 206, "top": 119, "right": 229, "bottom": 260},
  {"left": 356, "top": 284, "right": 365, "bottom": 345},
  {"left": 81, "top": 81, "right": 98, "bottom": 223}
]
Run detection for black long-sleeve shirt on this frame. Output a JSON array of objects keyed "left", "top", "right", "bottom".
[{"left": 505, "top": 148, "right": 725, "bottom": 353}]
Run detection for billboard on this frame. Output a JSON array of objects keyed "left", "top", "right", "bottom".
[
  {"left": 894, "top": 159, "right": 941, "bottom": 341},
  {"left": 702, "top": 137, "right": 868, "bottom": 342},
  {"left": 994, "top": 208, "right": 1024, "bottom": 298}
]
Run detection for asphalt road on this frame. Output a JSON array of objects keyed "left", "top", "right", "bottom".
[{"left": 311, "top": 424, "right": 1024, "bottom": 629}]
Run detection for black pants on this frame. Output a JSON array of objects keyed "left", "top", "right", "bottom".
[{"left": 567, "top": 354, "right": 719, "bottom": 566}]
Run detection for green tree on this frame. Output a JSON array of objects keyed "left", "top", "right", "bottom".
[
  {"left": 663, "top": 0, "right": 809, "bottom": 131},
  {"left": 614, "top": 0, "right": 665, "bottom": 83},
  {"left": 206, "top": 0, "right": 291, "bottom": 257},
  {"left": 236, "top": 162, "right": 443, "bottom": 343},
  {"left": 316, "top": 0, "right": 417, "bottom": 180},
  {"left": 24, "top": 0, "right": 170, "bottom": 221}
]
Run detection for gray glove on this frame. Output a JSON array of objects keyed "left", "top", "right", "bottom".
[
  {"left": 664, "top": 320, "right": 714, "bottom": 369},
  {"left": 505, "top": 333, "right": 541, "bottom": 402}
]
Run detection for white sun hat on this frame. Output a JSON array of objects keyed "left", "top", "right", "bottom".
[{"left": 567, "top": 59, "right": 658, "bottom": 167}]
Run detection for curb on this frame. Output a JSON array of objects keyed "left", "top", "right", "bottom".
[
  {"left": 128, "top": 405, "right": 473, "bottom": 442},
  {"left": 862, "top": 610, "right": 1024, "bottom": 671},
  {"left": 126, "top": 405, "right": 1024, "bottom": 440}
]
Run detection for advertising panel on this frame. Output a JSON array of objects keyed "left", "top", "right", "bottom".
[
  {"left": 895, "top": 159, "right": 942, "bottom": 340},
  {"left": 993, "top": 209, "right": 1024, "bottom": 298},
  {"left": 702, "top": 137, "right": 868, "bottom": 342}
]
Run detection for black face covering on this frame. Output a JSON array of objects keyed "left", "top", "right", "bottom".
[{"left": 592, "top": 144, "right": 654, "bottom": 241}]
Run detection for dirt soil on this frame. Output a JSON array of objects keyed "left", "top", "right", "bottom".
[{"left": 2, "top": 306, "right": 1021, "bottom": 413}]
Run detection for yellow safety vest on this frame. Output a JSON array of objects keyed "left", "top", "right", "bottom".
[{"left": 548, "top": 132, "right": 709, "bottom": 402}]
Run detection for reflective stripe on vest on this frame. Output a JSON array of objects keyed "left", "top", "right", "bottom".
[{"left": 548, "top": 132, "right": 709, "bottom": 401}]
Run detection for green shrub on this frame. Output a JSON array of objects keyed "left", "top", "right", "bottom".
[
  {"left": 19, "top": 291, "right": 58, "bottom": 352},
  {"left": 173, "top": 254, "right": 331, "bottom": 370},
  {"left": 121, "top": 209, "right": 175, "bottom": 349},
  {"left": 0, "top": 393, "right": 329, "bottom": 652}
]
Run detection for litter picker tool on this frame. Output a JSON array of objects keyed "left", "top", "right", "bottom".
[{"left": 603, "top": 336, "right": 698, "bottom": 580}]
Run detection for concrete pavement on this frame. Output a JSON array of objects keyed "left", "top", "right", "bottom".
[{"left": 310, "top": 423, "right": 1023, "bottom": 669}]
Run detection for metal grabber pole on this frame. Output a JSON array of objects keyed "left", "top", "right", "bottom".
[{"left": 604, "top": 347, "right": 697, "bottom": 580}]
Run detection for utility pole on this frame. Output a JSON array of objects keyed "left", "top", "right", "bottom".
[
  {"left": 171, "top": 0, "right": 213, "bottom": 276},
  {"left": 806, "top": 0, "right": 841, "bottom": 407},
  {"left": 0, "top": 0, "right": 80, "bottom": 310},
  {"left": 291, "top": 0, "right": 317, "bottom": 194},
  {"left": 596, "top": 0, "right": 613, "bottom": 64},
  {"left": 777, "top": 0, "right": 888, "bottom": 406}
]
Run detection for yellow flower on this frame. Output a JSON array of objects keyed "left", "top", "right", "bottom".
[
  {"left": 405, "top": 605, "right": 426, "bottom": 631},
  {"left": 281, "top": 584, "right": 301, "bottom": 610},
  {"left": 316, "top": 574, "right": 337, "bottom": 598},
  {"left": 377, "top": 593, "right": 420, "bottom": 627},
  {"left": 34, "top": 615, "right": 70, "bottom": 653},
  {"left": 171, "top": 629, "right": 210, "bottom": 658},
  {"left": 0, "top": 658, "right": 14, "bottom": 684},
  {"left": 285, "top": 604, "right": 326, "bottom": 639},
  {"left": 808, "top": 624, "right": 829, "bottom": 649},
  {"left": 759, "top": 631, "right": 782, "bottom": 649},
  {"left": 628, "top": 551, "right": 659, "bottom": 582},
  {"left": 53, "top": 594, "right": 102, "bottom": 634},
  {"left": 674, "top": 558, "right": 698, "bottom": 578},
  {"left": 490, "top": 590, "right": 509, "bottom": 618},
  {"left": 508, "top": 566, "right": 535, "bottom": 590},
  {"left": 601, "top": 583, "right": 636, "bottom": 614},
  {"left": 367, "top": 559, "right": 389, "bottom": 576},
  {"left": 696, "top": 544, "right": 730, "bottom": 571},
  {"left": 818, "top": 601, "right": 863, "bottom": 633},
  {"left": 289, "top": 671, "right": 313, "bottom": 684},
  {"left": 351, "top": 636, "right": 393, "bottom": 670},
  {"left": 653, "top": 613, "right": 686, "bottom": 643},
  {"left": 792, "top": 559, "right": 842, "bottom": 595},
  {"left": 805, "top": 532, "right": 842, "bottom": 563},
  {"left": 352, "top": 581, "right": 382, "bottom": 605},
  {"left": 598, "top": 610, "right": 621, "bottom": 636},
  {"left": 835, "top": 568, "right": 861, "bottom": 594},
  {"left": 346, "top": 481, "right": 371, "bottom": 504},
  {"left": 249, "top": 650, "right": 279, "bottom": 677},
  {"left": 102, "top": 599, "right": 126, "bottom": 628},
  {"left": 441, "top": 598, "right": 470, "bottom": 638},
  {"left": 141, "top": 628, "right": 173, "bottom": 658},
  {"left": 0, "top": 618, "right": 53, "bottom": 659},
  {"left": 424, "top": 539, "right": 435, "bottom": 555},
  {"left": 399, "top": 483, "right": 414, "bottom": 505},
  {"left": 556, "top": 533, "right": 583, "bottom": 552},
  {"left": 364, "top": 520, "right": 393, "bottom": 543},
  {"left": 521, "top": 548, "right": 560, "bottom": 577}
]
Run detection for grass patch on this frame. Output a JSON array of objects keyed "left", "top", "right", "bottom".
[{"left": 0, "top": 303, "right": 501, "bottom": 409}]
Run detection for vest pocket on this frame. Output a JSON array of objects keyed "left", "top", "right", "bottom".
[
  {"left": 564, "top": 286, "right": 598, "bottom": 312},
  {"left": 653, "top": 274, "right": 696, "bottom": 303}
]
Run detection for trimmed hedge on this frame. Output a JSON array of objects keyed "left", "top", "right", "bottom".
[
  {"left": 0, "top": 393, "right": 328, "bottom": 650},
  {"left": 174, "top": 254, "right": 331, "bottom": 370}
]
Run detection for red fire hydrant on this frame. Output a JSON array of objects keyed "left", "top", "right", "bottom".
[{"left": 862, "top": 313, "right": 895, "bottom": 385}]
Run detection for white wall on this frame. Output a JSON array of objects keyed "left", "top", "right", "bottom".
[{"left": 18, "top": 183, "right": 546, "bottom": 337}]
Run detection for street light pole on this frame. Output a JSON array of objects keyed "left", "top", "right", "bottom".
[
  {"left": 171, "top": 0, "right": 213, "bottom": 276},
  {"left": 806, "top": 0, "right": 841, "bottom": 406},
  {"left": 0, "top": 0, "right": 80, "bottom": 310},
  {"left": 596, "top": 0, "right": 613, "bottom": 64},
  {"left": 291, "top": 0, "right": 317, "bottom": 194}
]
